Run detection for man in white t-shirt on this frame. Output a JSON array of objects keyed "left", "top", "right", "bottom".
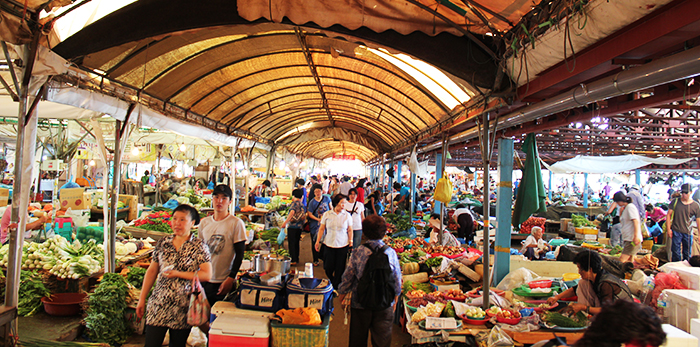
[
  {"left": 521, "top": 226, "right": 550, "bottom": 260},
  {"left": 198, "top": 184, "right": 247, "bottom": 307},
  {"left": 339, "top": 176, "right": 353, "bottom": 196},
  {"left": 322, "top": 175, "right": 330, "bottom": 194}
]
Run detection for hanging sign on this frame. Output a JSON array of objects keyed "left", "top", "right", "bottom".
[{"left": 332, "top": 154, "right": 355, "bottom": 160}]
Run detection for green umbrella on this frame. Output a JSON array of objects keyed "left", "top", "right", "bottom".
[{"left": 512, "top": 133, "right": 547, "bottom": 228}]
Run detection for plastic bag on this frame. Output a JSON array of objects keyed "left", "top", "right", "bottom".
[
  {"left": 487, "top": 325, "right": 515, "bottom": 347},
  {"left": 277, "top": 227, "right": 287, "bottom": 245},
  {"left": 433, "top": 175, "right": 453, "bottom": 204},
  {"left": 650, "top": 271, "right": 687, "bottom": 307},
  {"left": 163, "top": 199, "right": 179, "bottom": 210},
  {"left": 187, "top": 327, "right": 207, "bottom": 347},
  {"left": 65, "top": 208, "right": 90, "bottom": 227},
  {"left": 408, "top": 146, "right": 419, "bottom": 173},
  {"left": 275, "top": 307, "right": 322, "bottom": 325},
  {"left": 496, "top": 267, "right": 540, "bottom": 291},
  {"left": 187, "top": 275, "right": 211, "bottom": 326}
]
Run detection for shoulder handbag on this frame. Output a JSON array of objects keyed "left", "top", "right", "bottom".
[
  {"left": 187, "top": 273, "right": 210, "bottom": 326},
  {"left": 303, "top": 200, "right": 322, "bottom": 232}
]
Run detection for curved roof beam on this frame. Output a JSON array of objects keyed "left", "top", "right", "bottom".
[
  {"left": 230, "top": 91, "right": 418, "bottom": 137},
  {"left": 201, "top": 61, "right": 446, "bottom": 121},
  {"left": 257, "top": 110, "right": 403, "bottom": 144},
  {"left": 257, "top": 115, "right": 402, "bottom": 146},
  {"left": 278, "top": 127, "right": 388, "bottom": 152},
  {"left": 225, "top": 86, "right": 426, "bottom": 132}
]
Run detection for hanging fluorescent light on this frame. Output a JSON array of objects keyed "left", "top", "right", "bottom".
[
  {"left": 89, "top": 160, "right": 96, "bottom": 166},
  {"left": 180, "top": 143, "right": 187, "bottom": 152},
  {"left": 131, "top": 146, "right": 139, "bottom": 156}
]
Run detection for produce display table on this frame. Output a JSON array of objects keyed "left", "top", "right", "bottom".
[
  {"left": 122, "top": 226, "right": 170, "bottom": 241},
  {"left": 0, "top": 306, "right": 16, "bottom": 346},
  {"left": 503, "top": 328, "right": 584, "bottom": 344},
  {"left": 238, "top": 208, "right": 271, "bottom": 229}
]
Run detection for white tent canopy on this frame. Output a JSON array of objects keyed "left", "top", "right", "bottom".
[{"left": 542, "top": 154, "right": 695, "bottom": 174}]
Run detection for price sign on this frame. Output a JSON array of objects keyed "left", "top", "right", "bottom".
[{"left": 332, "top": 154, "right": 355, "bottom": 160}]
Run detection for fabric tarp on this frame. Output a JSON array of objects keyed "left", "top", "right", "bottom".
[
  {"left": 542, "top": 154, "right": 695, "bottom": 174},
  {"left": 506, "top": 0, "right": 674, "bottom": 86},
  {"left": 512, "top": 133, "right": 546, "bottom": 228}
]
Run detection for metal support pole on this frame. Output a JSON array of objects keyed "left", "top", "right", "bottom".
[
  {"left": 389, "top": 155, "right": 395, "bottom": 214},
  {"left": 434, "top": 153, "right": 443, "bottom": 214},
  {"left": 548, "top": 170, "right": 553, "bottom": 201},
  {"left": 397, "top": 160, "right": 403, "bottom": 186},
  {"left": 265, "top": 146, "right": 276, "bottom": 180},
  {"left": 108, "top": 120, "right": 122, "bottom": 273},
  {"left": 410, "top": 173, "right": 416, "bottom": 220},
  {"left": 154, "top": 145, "right": 162, "bottom": 206},
  {"left": 481, "top": 112, "right": 491, "bottom": 311},
  {"left": 439, "top": 136, "right": 448, "bottom": 245},
  {"left": 6, "top": 38, "right": 41, "bottom": 310},
  {"left": 583, "top": 173, "right": 589, "bottom": 208},
  {"left": 635, "top": 169, "right": 641, "bottom": 186},
  {"left": 495, "top": 138, "right": 513, "bottom": 285}
]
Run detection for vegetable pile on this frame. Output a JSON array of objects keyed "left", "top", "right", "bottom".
[
  {"left": 84, "top": 273, "right": 132, "bottom": 345},
  {"left": 384, "top": 213, "right": 414, "bottom": 233},
  {"left": 126, "top": 266, "right": 147, "bottom": 289},
  {"left": 571, "top": 214, "right": 595, "bottom": 228},
  {"left": 259, "top": 228, "right": 281, "bottom": 242},
  {"left": 541, "top": 311, "right": 588, "bottom": 328},
  {"left": 133, "top": 211, "right": 173, "bottom": 233},
  {"left": 0, "top": 236, "right": 104, "bottom": 278},
  {"left": 519, "top": 216, "right": 546, "bottom": 234},
  {"left": 18, "top": 270, "right": 51, "bottom": 316}
]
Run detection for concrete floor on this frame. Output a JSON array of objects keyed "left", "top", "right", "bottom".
[{"left": 124, "top": 232, "right": 414, "bottom": 346}]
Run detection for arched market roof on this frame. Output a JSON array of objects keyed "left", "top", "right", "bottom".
[{"left": 46, "top": 0, "right": 510, "bottom": 162}]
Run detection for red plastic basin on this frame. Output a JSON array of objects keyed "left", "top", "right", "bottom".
[
  {"left": 41, "top": 293, "right": 87, "bottom": 316},
  {"left": 528, "top": 279, "right": 553, "bottom": 289}
]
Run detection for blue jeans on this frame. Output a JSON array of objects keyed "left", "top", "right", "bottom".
[
  {"left": 671, "top": 230, "right": 692, "bottom": 262},
  {"left": 610, "top": 224, "right": 622, "bottom": 247},
  {"left": 648, "top": 222, "right": 663, "bottom": 238}
]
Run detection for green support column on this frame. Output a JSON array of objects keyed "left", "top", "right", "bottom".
[
  {"left": 434, "top": 153, "right": 443, "bottom": 214},
  {"left": 495, "top": 138, "right": 513, "bottom": 285},
  {"left": 410, "top": 173, "right": 416, "bottom": 219},
  {"left": 548, "top": 170, "right": 552, "bottom": 201},
  {"left": 636, "top": 169, "right": 641, "bottom": 186},
  {"left": 583, "top": 173, "right": 589, "bottom": 208},
  {"left": 397, "top": 160, "right": 403, "bottom": 185}
]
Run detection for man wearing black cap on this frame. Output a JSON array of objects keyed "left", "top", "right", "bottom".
[
  {"left": 667, "top": 183, "right": 700, "bottom": 262},
  {"left": 198, "top": 184, "right": 247, "bottom": 306}
]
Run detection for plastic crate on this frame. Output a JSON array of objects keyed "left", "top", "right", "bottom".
[{"left": 270, "top": 314, "right": 330, "bottom": 347}]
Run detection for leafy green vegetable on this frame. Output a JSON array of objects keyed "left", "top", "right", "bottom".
[
  {"left": 402, "top": 280, "right": 434, "bottom": 294},
  {"left": 18, "top": 270, "right": 51, "bottom": 316},
  {"left": 542, "top": 311, "right": 588, "bottom": 327},
  {"left": 85, "top": 273, "right": 132, "bottom": 345},
  {"left": 259, "top": 228, "right": 281, "bottom": 242},
  {"left": 425, "top": 257, "right": 443, "bottom": 267},
  {"left": 126, "top": 266, "right": 147, "bottom": 289},
  {"left": 571, "top": 214, "right": 594, "bottom": 227}
]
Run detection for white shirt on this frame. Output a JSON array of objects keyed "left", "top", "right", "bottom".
[
  {"left": 320, "top": 209, "right": 352, "bottom": 248},
  {"left": 345, "top": 200, "right": 365, "bottom": 230},
  {"left": 453, "top": 208, "right": 472, "bottom": 220},
  {"left": 521, "top": 235, "right": 547, "bottom": 253},
  {"left": 322, "top": 179, "right": 330, "bottom": 194},
  {"left": 339, "top": 182, "right": 353, "bottom": 196}
]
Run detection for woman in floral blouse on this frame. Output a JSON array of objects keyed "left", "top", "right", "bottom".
[{"left": 137, "top": 204, "right": 212, "bottom": 347}]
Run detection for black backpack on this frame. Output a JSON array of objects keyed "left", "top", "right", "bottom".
[{"left": 356, "top": 244, "right": 398, "bottom": 310}]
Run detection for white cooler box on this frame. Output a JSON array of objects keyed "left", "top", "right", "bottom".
[
  {"left": 662, "top": 264, "right": 700, "bottom": 290},
  {"left": 209, "top": 314, "right": 270, "bottom": 347},
  {"left": 665, "top": 289, "right": 700, "bottom": 333},
  {"left": 211, "top": 301, "right": 275, "bottom": 322},
  {"left": 662, "top": 324, "right": 699, "bottom": 347}
]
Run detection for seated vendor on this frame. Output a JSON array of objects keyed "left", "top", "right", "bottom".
[
  {"left": 547, "top": 250, "right": 633, "bottom": 315},
  {"left": 428, "top": 214, "right": 460, "bottom": 247},
  {"left": 521, "top": 226, "right": 550, "bottom": 260}
]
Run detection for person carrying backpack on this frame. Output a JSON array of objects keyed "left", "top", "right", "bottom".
[{"left": 338, "top": 215, "right": 402, "bottom": 347}]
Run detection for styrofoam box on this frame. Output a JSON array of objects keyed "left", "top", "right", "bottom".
[
  {"left": 575, "top": 233, "right": 597, "bottom": 241},
  {"left": 663, "top": 264, "right": 700, "bottom": 290},
  {"left": 689, "top": 319, "right": 700, "bottom": 347},
  {"left": 209, "top": 314, "right": 270, "bottom": 347},
  {"left": 665, "top": 289, "right": 700, "bottom": 333},
  {"left": 662, "top": 324, "right": 699, "bottom": 347}
]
